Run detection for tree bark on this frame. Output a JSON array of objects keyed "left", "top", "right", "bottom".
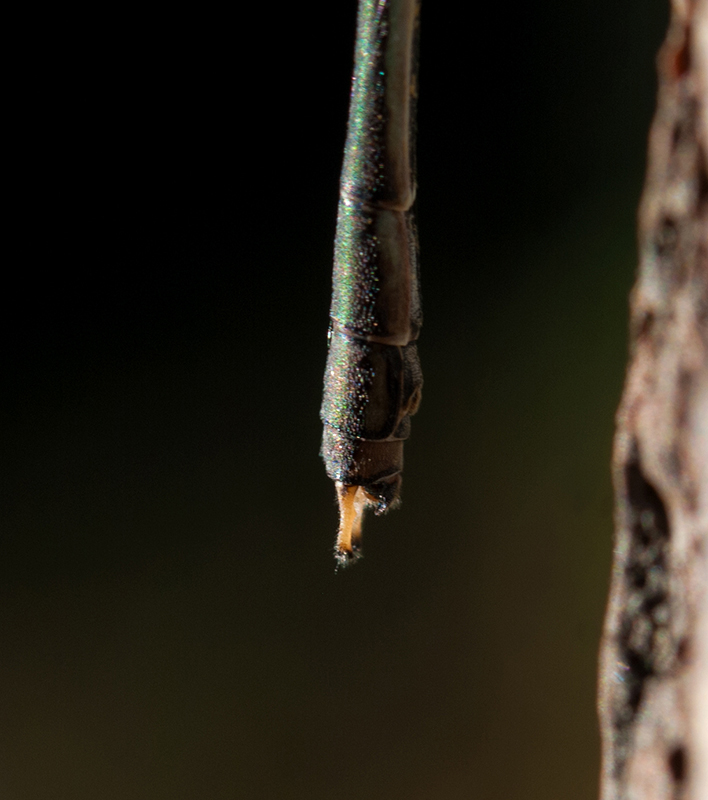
[{"left": 598, "top": 1, "right": 708, "bottom": 798}]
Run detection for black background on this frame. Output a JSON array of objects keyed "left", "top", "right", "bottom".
[{"left": 2, "top": 2, "right": 668, "bottom": 798}]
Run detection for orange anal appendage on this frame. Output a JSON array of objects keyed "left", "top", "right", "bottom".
[{"left": 334, "top": 483, "right": 370, "bottom": 567}]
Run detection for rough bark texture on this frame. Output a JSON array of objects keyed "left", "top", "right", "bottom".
[{"left": 598, "top": 1, "right": 708, "bottom": 798}]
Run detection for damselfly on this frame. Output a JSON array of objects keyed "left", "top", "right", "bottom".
[{"left": 320, "top": 0, "right": 423, "bottom": 566}]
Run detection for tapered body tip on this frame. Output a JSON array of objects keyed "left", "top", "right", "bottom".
[{"left": 322, "top": 0, "right": 422, "bottom": 567}]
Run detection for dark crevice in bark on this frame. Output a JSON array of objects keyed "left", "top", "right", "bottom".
[
  {"left": 611, "top": 446, "right": 672, "bottom": 777},
  {"left": 668, "top": 744, "right": 687, "bottom": 785},
  {"left": 697, "top": 149, "right": 708, "bottom": 206},
  {"left": 676, "top": 635, "right": 690, "bottom": 664},
  {"left": 657, "top": 216, "right": 679, "bottom": 260}
]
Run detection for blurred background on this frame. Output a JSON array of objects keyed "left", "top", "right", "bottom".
[{"left": 2, "top": 1, "right": 668, "bottom": 798}]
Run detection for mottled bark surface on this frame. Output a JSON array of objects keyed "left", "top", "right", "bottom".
[{"left": 598, "top": 1, "right": 708, "bottom": 798}]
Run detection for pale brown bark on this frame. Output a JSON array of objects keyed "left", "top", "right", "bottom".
[{"left": 598, "top": 1, "right": 708, "bottom": 798}]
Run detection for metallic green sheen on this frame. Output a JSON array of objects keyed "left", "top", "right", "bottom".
[
  {"left": 321, "top": 0, "right": 421, "bottom": 499},
  {"left": 340, "top": 0, "right": 388, "bottom": 203},
  {"left": 330, "top": 0, "right": 388, "bottom": 335}
]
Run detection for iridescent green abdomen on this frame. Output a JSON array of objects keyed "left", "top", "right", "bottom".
[{"left": 321, "top": 0, "right": 422, "bottom": 564}]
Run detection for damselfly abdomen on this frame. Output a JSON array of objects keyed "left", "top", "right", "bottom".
[{"left": 321, "top": 0, "right": 422, "bottom": 566}]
